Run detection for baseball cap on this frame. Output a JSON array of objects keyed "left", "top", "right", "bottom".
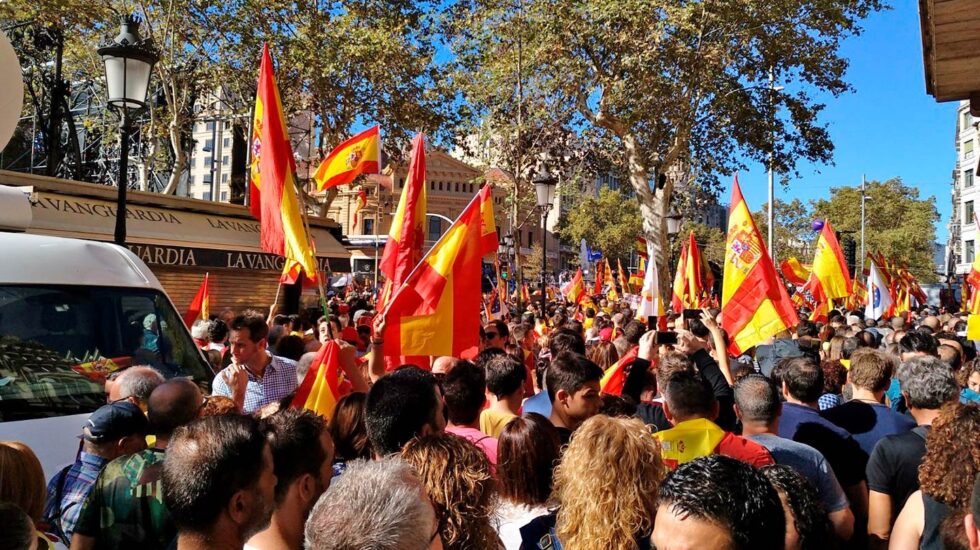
[{"left": 81, "top": 401, "right": 149, "bottom": 442}]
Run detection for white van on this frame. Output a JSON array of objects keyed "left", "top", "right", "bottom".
[{"left": 0, "top": 231, "right": 213, "bottom": 477}]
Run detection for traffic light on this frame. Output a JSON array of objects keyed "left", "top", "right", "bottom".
[
  {"left": 500, "top": 262, "right": 509, "bottom": 280},
  {"left": 842, "top": 237, "right": 857, "bottom": 277}
]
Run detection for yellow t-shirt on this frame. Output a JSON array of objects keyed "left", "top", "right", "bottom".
[{"left": 480, "top": 409, "right": 517, "bottom": 438}]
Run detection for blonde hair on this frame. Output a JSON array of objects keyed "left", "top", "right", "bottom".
[
  {"left": 401, "top": 433, "right": 500, "bottom": 550},
  {"left": 0, "top": 441, "right": 46, "bottom": 522},
  {"left": 553, "top": 415, "right": 666, "bottom": 549}
]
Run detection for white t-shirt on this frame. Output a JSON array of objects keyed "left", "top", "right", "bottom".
[{"left": 493, "top": 500, "right": 550, "bottom": 550}]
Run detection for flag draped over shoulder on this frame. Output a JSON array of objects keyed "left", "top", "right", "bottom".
[
  {"left": 721, "top": 175, "right": 799, "bottom": 354},
  {"left": 780, "top": 257, "right": 811, "bottom": 286},
  {"left": 378, "top": 133, "right": 428, "bottom": 306},
  {"left": 807, "top": 220, "right": 852, "bottom": 302},
  {"left": 292, "top": 340, "right": 344, "bottom": 420},
  {"left": 313, "top": 125, "right": 381, "bottom": 191},
  {"left": 183, "top": 274, "right": 210, "bottom": 328},
  {"left": 563, "top": 268, "right": 586, "bottom": 304},
  {"left": 382, "top": 185, "right": 498, "bottom": 358},
  {"left": 248, "top": 45, "right": 317, "bottom": 280}
]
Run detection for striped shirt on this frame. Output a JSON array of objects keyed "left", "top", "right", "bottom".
[
  {"left": 43, "top": 451, "right": 107, "bottom": 544},
  {"left": 211, "top": 354, "right": 298, "bottom": 413}
]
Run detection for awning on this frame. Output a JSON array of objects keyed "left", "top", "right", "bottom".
[{"left": 1, "top": 172, "right": 352, "bottom": 272}]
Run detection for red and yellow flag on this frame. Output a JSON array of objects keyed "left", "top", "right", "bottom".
[
  {"left": 313, "top": 125, "right": 381, "bottom": 191},
  {"left": 605, "top": 260, "right": 619, "bottom": 301},
  {"left": 779, "top": 257, "right": 811, "bottom": 287},
  {"left": 721, "top": 175, "right": 799, "bottom": 354},
  {"left": 617, "top": 258, "right": 631, "bottom": 295},
  {"left": 183, "top": 273, "right": 210, "bottom": 328},
  {"left": 249, "top": 45, "right": 317, "bottom": 280},
  {"left": 382, "top": 185, "right": 498, "bottom": 357},
  {"left": 636, "top": 236, "right": 649, "bottom": 258},
  {"left": 685, "top": 232, "right": 706, "bottom": 307},
  {"left": 593, "top": 259, "right": 605, "bottom": 296},
  {"left": 378, "top": 133, "right": 428, "bottom": 307},
  {"left": 352, "top": 186, "right": 368, "bottom": 228},
  {"left": 521, "top": 283, "right": 532, "bottom": 304},
  {"left": 807, "top": 220, "right": 852, "bottom": 302},
  {"left": 292, "top": 340, "right": 344, "bottom": 420},
  {"left": 563, "top": 268, "right": 586, "bottom": 304},
  {"left": 599, "top": 346, "right": 639, "bottom": 396},
  {"left": 671, "top": 243, "right": 688, "bottom": 312}
]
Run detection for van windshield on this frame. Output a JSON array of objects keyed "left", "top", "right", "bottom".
[{"left": 0, "top": 285, "right": 212, "bottom": 422}]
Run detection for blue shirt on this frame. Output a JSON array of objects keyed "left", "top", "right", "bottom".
[
  {"left": 522, "top": 390, "right": 552, "bottom": 418},
  {"left": 746, "top": 433, "right": 849, "bottom": 513},
  {"left": 43, "top": 451, "right": 108, "bottom": 544},
  {"left": 778, "top": 402, "right": 867, "bottom": 488},
  {"left": 212, "top": 354, "right": 298, "bottom": 413},
  {"left": 821, "top": 400, "right": 916, "bottom": 457}
]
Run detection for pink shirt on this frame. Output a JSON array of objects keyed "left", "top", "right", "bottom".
[{"left": 445, "top": 426, "right": 498, "bottom": 465}]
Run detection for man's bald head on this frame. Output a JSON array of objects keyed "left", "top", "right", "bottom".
[
  {"left": 148, "top": 378, "right": 203, "bottom": 438},
  {"left": 110, "top": 366, "right": 165, "bottom": 409},
  {"left": 431, "top": 356, "right": 459, "bottom": 376},
  {"left": 921, "top": 316, "right": 940, "bottom": 331}
]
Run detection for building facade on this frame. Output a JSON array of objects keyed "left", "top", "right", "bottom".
[{"left": 949, "top": 100, "right": 978, "bottom": 277}]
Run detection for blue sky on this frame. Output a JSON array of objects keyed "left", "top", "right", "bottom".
[{"left": 736, "top": 2, "right": 957, "bottom": 243}]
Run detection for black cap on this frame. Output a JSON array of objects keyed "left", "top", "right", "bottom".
[{"left": 81, "top": 401, "right": 149, "bottom": 442}]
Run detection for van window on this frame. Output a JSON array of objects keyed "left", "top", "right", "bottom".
[{"left": 0, "top": 285, "right": 212, "bottom": 422}]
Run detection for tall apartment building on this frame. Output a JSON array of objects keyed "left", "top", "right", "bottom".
[
  {"left": 184, "top": 88, "right": 314, "bottom": 202},
  {"left": 948, "top": 100, "right": 978, "bottom": 278}
]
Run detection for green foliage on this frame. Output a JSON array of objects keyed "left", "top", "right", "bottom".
[
  {"left": 679, "top": 222, "right": 726, "bottom": 268},
  {"left": 811, "top": 178, "right": 940, "bottom": 282},
  {"left": 556, "top": 187, "right": 642, "bottom": 265},
  {"left": 754, "top": 198, "right": 816, "bottom": 262}
]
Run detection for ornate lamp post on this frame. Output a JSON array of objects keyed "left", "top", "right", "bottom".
[
  {"left": 533, "top": 164, "right": 558, "bottom": 316},
  {"left": 98, "top": 15, "right": 158, "bottom": 245}
]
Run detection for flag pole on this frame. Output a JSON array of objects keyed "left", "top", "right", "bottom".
[
  {"left": 296, "top": 171, "right": 334, "bottom": 338},
  {"left": 379, "top": 186, "right": 488, "bottom": 319}
]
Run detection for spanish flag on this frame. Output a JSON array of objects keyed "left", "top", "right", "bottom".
[
  {"left": 313, "top": 126, "right": 382, "bottom": 191},
  {"left": 721, "top": 175, "right": 799, "bottom": 354},
  {"left": 292, "top": 340, "right": 344, "bottom": 420},
  {"left": 378, "top": 134, "right": 428, "bottom": 307},
  {"left": 685, "top": 232, "right": 705, "bottom": 307},
  {"left": 183, "top": 273, "right": 210, "bottom": 328},
  {"left": 779, "top": 257, "right": 811, "bottom": 287},
  {"left": 382, "top": 185, "right": 498, "bottom": 358},
  {"left": 352, "top": 186, "right": 368, "bottom": 228},
  {"left": 249, "top": 45, "right": 317, "bottom": 280},
  {"left": 671, "top": 243, "right": 688, "bottom": 312},
  {"left": 599, "top": 346, "right": 638, "bottom": 396},
  {"left": 807, "top": 220, "right": 852, "bottom": 302},
  {"left": 563, "top": 268, "right": 586, "bottom": 304}
]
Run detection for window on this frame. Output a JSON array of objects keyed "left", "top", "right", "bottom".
[
  {"left": 362, "top": 219, "right": 374, "bottom": 235},
  {"left": 221, "top": 173, "right": 228, "bottom": 183},
  {"left": 967, "top": 201, "right": 975, "bottom": 224},
  {"left": 398, "top": 178, "right": 404, "bottom": 188},
  {"left": 222, "top": 155, "right": 229, "bottom": 165},
  {"left": 455, "top": 182, "right": 460, "bottom": 192},
  {"left": 968, "top": 240, "right": 976, "bottom": 264},
  {"left": 202, "top": 191, "right": 212, "bottom": 200},
  {"left": 203, "top": 156, "right": 212, "bottom": 167},
  {"left": 438, "top": 182, "right": 443, "bottom": 191},
  {"left": 206, "top": 121, "right": 215, "bottom": 131},
  {"left": 967, "top": 169, "right": 974, "bottom": 188},
  {"left": 220, "top": 191, "right": 228, "bottom": 201},
  {"left": 428, "top": 217, "right": 442, "bottom": 241},
  {"left": 224, "top": 120, "right": 231, "bottom": 129},
  {"left": 223, "top": 137, "right": 231, "bottom": 147},
  {"left": 430, "top": 181, "right": 435, "bottom": 190},
  {"left": 527, "top": 230, "right": 533, "bottom": 246},
  {"left": 965, "top": 140, "right": 975, "bottom": 159},
  {"left": 964, "top": 112, "right": 974, "bottom": 130}
]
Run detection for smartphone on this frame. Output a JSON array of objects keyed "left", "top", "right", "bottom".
[
  {"left": 683, "top": 309, "right": 702, "bottom": 320},
  {"left": 646, "top": 316, "right": 657, "bottom": 331},
  {"left": 656, "top": 331, "right": 678, "bottom": 345}
]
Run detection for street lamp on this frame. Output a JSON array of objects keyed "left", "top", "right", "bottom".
[
  {"left": 98, "top": 15, "right": 158, "bottom": 245},
  {"left": 533, "top": 164, "right": 558, "bottom": 315}
]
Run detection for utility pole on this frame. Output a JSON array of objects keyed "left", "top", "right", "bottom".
[
  {"left": 767, "top": 67, "right": 776, "bottom": 260},
  {"left": 512, "top": 0, "right": 525, "bottom": 312},
  {"left": 860, "top": 174, "right": 867, "bottom": 279}
]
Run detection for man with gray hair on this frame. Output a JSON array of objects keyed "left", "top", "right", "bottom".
[
  {"left": 734, "top": 374, "right": 854, "bottom": 542},
  {"left": 304, "top": 457, "right": 441, "bottom": 549},
  {"left": 107, "top": 366, "right": 165, "bottom": 412},
  {"left": 866, "top": 355, "right": 959, "bottom": 547}
]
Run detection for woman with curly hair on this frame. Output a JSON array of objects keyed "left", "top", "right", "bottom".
[
  {"left": 761, "top": 464, "right": 832, "bottom": 550},
  {"left": 520, "top": 415, "right": 666, "bottom": 550},
  {"left": 890, "top": 402, "right": 980, "bottom": 550},
  {"left": 402, "top": 433, "right": 502, "bottom": 550}
]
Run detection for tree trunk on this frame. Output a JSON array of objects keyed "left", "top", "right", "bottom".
[{"left": 621, "top": 132, "right": 672, "bottom": 300}]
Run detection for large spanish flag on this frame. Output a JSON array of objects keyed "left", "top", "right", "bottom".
[
  {"left": 563, "top": 268, "right": 586, "bottom": 304},
  {"left": 807, "top": 220, "right": 852, "bottom": 302},
  {"left": 379, "top": 134, "right": 428, "bottom": 306},
  {"left": 721, "top": 175, "right": 799, "bottom": 354},
  {"left": 779, "top": 257, "right": 811, "bottom": 286},
  {"left": 313, "top": 126, "right": 381, "bottom": 191},
  {"left": 382, "top": 185, "right": 498, "bottom": 357},
  {"left": 183, "top": 273, "right": 210, "bottom": 328},
  {"left": 292, "top": 340, "right": 344, "bottom": 420},
  {"left": 685, "top": 232, "right": 705, "bottom": 307},
  {"left": 671, "top": 243, "right": 688, "bottom": 312},
  {"left": 248, "top": 45, "right": 317, "bottom": 280}
]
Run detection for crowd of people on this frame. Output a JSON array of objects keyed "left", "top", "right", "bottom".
[{"left": 1, "top": 291, "right": 980, "bottom": 550}]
